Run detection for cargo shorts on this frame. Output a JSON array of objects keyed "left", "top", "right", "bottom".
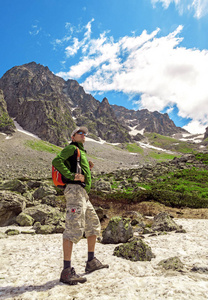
[{"left": 63, "top": 184, "right": 101, "bottom": 244}]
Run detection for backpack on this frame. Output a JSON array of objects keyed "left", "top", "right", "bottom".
[{"left": 52, "top": 146, "right": 81, "bottom": 187}]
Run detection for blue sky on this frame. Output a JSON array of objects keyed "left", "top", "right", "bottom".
[{"left": 1, "top": 0, "right": 208, "bottom": 134}]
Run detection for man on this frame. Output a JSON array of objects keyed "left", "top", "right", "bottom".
[{"left": 52, "top": 126, "right": 109, "bottom": 285}]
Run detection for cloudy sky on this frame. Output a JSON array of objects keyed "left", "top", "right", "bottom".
[{"left": 1, "top": 0, "right": 208, "bottom": 134}]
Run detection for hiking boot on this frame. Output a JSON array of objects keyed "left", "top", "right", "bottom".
[
  {"left": 60, "top": 267, "right": 87, "bottom": 285},
  {"left": 85, "top": 257, "right": 109, "bottom": 273}
]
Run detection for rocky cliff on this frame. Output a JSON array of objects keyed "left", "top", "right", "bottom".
[
  {"left": 0, "top": 89, "right": 15, "bottom": 134},
  {"left": 112, "top": 105, "right": 188, "bottom": 136},
  {"left": 0, "top": 62, "right": 186, "bottom": 145}
]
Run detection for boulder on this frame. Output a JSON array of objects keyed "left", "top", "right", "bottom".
[
  {"left": 152, "top": 212, "right": 180, "bottom": 232},
  {"left": 33, "top": 222, "right": 55, "bottom": 234},
  {"left": 0, "top": 191, "right": 26, "bottom": 226},
  {"left": 122, "top": 211, "right": 144, "bottom": 226},
  {"left": 32, "top": 184, "right": 57, "bottom": 200},
  {"left": 113, "top": 237, "right": 155, "bottom": 261},
  {"left": 23, "top": 204, "right": 63, "bottom": 225},
  {"left": 41, "top": 194, "right": 57, "bottom": 207},
  {"left": 0, "top": 179, "right": 27, "bottom": 193},
  {"left": 158, "top": 256, "right": 184, "bottom": 271},
  {"left": 16, "top": 212, "right": 34, "bottom": 226},
  {"left": 94, "top": 179, "right": 112, "bottom": 192},
  {"left": 102, "top": 216, "right": 133, "bottom": 244}
]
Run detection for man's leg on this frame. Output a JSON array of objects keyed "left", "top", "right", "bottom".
[
  {"left": 63, "top": 239, "right": 73, "bottom": 268},
  {"left": 87, "top": 235, "right": 96, "bottom": 261}
]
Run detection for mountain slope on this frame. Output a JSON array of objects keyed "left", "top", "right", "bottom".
[
  {"left": 112, "top": 105, "right": 188, "bottom": 136},
  {"left": 0, "top": 89, "right": 15, "bottom": 134},
  {"left": 0, "top": 62, "right": 187, "bottom": 145}
]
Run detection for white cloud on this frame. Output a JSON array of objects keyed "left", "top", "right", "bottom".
[
  {"left": 56, "top": 21, "right": 208, "bottom": 134},
  {"left": 183, "top": 120, "right": 208, "bottom": 134},
  {"left": 151, "top": 0, "right": 208, "bottom": 18}
]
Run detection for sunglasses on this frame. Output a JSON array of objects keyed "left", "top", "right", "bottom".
[{"left": 77, "top": 131, "right": 86, "bottom": 136}]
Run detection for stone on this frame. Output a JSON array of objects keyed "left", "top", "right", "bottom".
[
  {"left": 24, "top": 204, "right": 63, "bottom": 225},
  {"left": 102, "top": 216, "right": 133, "bottom": 244},
  {"left": 113, "top": 237, "right": 155, "bottom": 261},
  {"left": 5, "top": 229, "right": 20, "bottom": 236},
  {"left": 94, "top": 179, "right": 112, "bottom": 192},
  {"left": 94, "top": 206, "right": 107, "bottom": 221},
  {"left": 158, "top": 256, "right": 184, "bottom": 271},
  {"left": 41, "top": 194, "right": 57, "bottom": 207},
  {"left": 16, "top": 212, "right": 34, "bottom": 226},
  {"left": 191, "top": 265, "right": 208, "bottom": 274},
  {"left": 0, "top": 191, "right": 26, "bottom": 226},
  {"left": 152, "top": 212, "right": 180, "bottom": 232},
  {"left": 35, "top": 224, "right": 55, "bottom": 234},
  {"left": 32, "top": 184, "right": 57, "bottom": 200},
  {"left": 0, "top": 179, "right": 27, "bottom": 193},
  {"left": 122, "top": 211, "right": 144, "bottom": 226}
]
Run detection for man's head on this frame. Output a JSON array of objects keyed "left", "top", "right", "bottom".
[{"left": 71, "top": 126, "right": 88, "bottom": 144}]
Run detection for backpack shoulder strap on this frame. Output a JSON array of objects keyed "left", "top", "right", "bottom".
[{"left": 76, "top": 147, "right": 81, "bottom": 161}]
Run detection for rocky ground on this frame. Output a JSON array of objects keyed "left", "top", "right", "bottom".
[
  {"left": 0, "top": 218, "right": 208, "bottom": 300},
  {"left": 0, "top": 131, "right": 155, "bottom": 180}
]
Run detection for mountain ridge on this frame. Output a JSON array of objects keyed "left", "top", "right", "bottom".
[{"left": 0, "top": 62, "right": 188, "bottom": 145}]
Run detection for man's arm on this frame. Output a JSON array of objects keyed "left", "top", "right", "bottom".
[{"left": 52, "top": 145, "right": 76, "bottom": 180}]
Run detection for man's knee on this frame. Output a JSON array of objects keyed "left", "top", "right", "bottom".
[{"left": 63, "top": 229, "right": 84, "bottom": 244}]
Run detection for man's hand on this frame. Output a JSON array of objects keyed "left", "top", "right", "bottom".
[
  {"left": 74, "top": 173, "right": 85, "bottom": 182},
  {"left": 89, "top": 161, "right": 94, "bottom": 170}
]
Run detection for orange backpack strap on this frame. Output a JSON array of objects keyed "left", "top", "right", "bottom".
[{"left": 52, "top": 165, "right": 65, "bottom": 187}]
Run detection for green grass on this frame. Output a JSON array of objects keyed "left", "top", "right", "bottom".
[
  {"left": 125, "top": 143, "right": 144, "bottom": 153},
  {"left": 144, "top": 133, "right": 196, "bottom": 153},
  {"left": 25, "top": 140, "right": 62, "bottom": 154},
  {"left": 148, "top": 150, "right": 180, "bottom": 161},
  {"left": 195, "top": 153, "right": 208, "bottom": 165}
]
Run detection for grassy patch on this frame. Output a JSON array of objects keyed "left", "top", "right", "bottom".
[
  {"left": 25, "top": 140, "right": 62, "bottom": 154},
  {"left": 148, "top": 150, "right": 180, "bottom": 161},
  {"left": 144, "top": 133, "right": 196, "bottom": 153},
  {"left": 125, "top": 143, "right": 144, "bottom": 153}
]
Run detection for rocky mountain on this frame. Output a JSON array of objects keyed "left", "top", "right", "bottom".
[
  {"left": 0, "top": 62, "right": 187, "bottom": 145},
  {"left": 112, "top": 105, "right": 188, "bottom": 136},
  {"left": 0, "top": 89, "right": 15, "bottom": 134}
]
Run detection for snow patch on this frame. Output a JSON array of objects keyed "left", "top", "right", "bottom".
[
  {"left": 129, "top": 125, "right": 144, "bottom": 136},
  {"left": 14, "top": 121, "right": 40, "bottom": 139},
  {"left": 139, "top": 142, "right": 174, "bottom": 154}
]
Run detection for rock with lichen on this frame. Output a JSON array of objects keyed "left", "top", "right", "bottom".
[
  {"left": 102, "top": 216, "right": 133, "bottom": 244},
  {"left": 113, "top": 237, "right": 155, "bottom": 261}
]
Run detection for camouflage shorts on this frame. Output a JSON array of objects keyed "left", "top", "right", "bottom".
[{"left": 63, "top": 184, "right": 101, "bottom": 243}]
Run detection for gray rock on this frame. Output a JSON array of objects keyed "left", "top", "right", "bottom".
[
  {"left": 102, "top": 216, "right": 133, "bottom": 244},
  {"left": 158, "top": 256, "right": 184, "bottom": 271},
  {"left": 34, "top": 223, "right": 55, "bottom": 234},
  {"left": 152, "top": 212, "right": 180, "bottom": 232},
  {"left": 0, "top": 179, "right": 27, "bottom": 193},
  {"left": 122, "top": 211, "right": 144, "bottom": 226},
  {"left": 94, "top": 179, "right": 112, "bottom": 192},
  {"left": 113, "top": 237, "right": 155, "bottom": 261},
  {"left": 32, "top": 184, "right": 57, "bottom": 200},
  {"left": 24, "top": 204, "right": 63, "bottom": 225},
  {"left": 0, "top": 191, "right": 26, "bottom": 226},
  {"left": 94, "top": 206, "right": 107, "bottom": 221},
  {"left": 16, "top": 212, "right": 34, "bottom": 226},
  {"left": 191, "top": 265, "right": 208, "bottom": 274},
  {"left": 5, "top": 229, "right": 20, "bottom": 236}
]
